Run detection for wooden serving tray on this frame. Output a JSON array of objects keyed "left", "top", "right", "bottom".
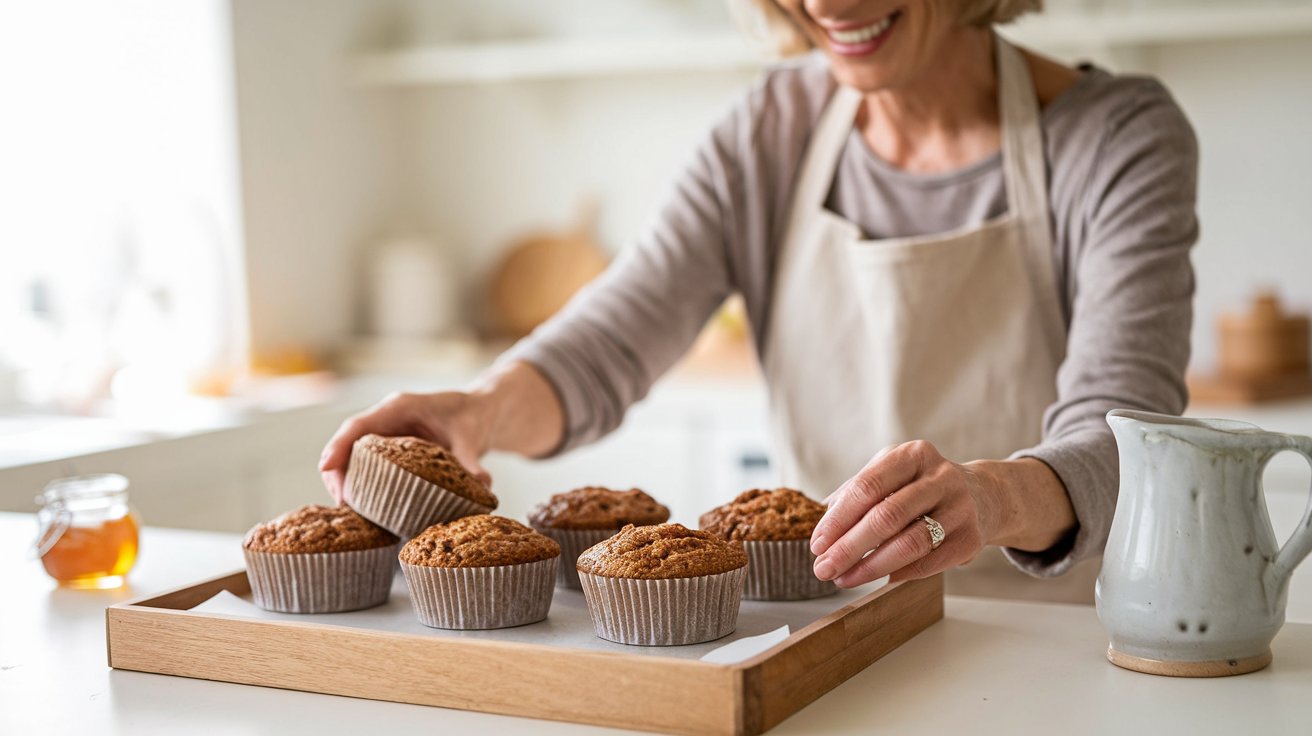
[{"left": 107, "top": 570, "right": 943, "bottom": 735}]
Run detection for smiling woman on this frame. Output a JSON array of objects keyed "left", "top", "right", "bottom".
[
  {"left": 323, "top": 0, "right": 1198, "bottom": 605},
  {"left": 733, "top": 0, "right": 1041, "bottom": 61}
]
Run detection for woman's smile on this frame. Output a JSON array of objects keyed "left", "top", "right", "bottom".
[{"left": 820, "top": 10, "right": 903, "bottom": 56}]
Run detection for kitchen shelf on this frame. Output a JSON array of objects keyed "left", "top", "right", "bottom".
[
  {"left": 349, "top": 32, "right": 763, "bottom": 87},
  {"left": 350, "top": 3, "right": 1312, "bottom": 87},
  {"left": 1005, "top": 2, "right": 1312, "bottom": 49}
]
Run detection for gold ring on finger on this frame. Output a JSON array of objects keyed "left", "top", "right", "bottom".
[{"left": 921, "top": 514, "right": 945, "bottom": 551}]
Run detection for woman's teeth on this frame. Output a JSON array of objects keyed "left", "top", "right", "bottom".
[{"left": 828, "top": 15, "right": 895, "bottom": 45}]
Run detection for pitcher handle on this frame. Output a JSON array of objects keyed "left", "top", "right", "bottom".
[{"left": 1273, "top": 434, "right": 1312, "bottom": 583}]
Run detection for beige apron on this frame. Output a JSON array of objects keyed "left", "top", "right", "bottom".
[{"left": 763, "top": 37, "right": 1099, "bottom": 604}]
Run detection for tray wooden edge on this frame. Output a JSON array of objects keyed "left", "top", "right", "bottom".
[
  {"left": 106, "top": 569, "right": 943, "bottom": 735},
  {"left": 739, "top": 573, "right": 944, "bottom": 733}
]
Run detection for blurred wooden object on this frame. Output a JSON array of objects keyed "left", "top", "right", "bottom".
[
  {"left": 1190, "top": 292, "right": 1312, "bottom": 405},
  {"left": 678, "top": 295, "right": 759, "bottom": 377},
  {"left": 489, "top": 202, "right": 609, "bottom": 338}
]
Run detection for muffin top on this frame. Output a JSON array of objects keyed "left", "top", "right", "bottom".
[
  {"left": 699, "top": 488, "right": 827, "bottom": 542},
  {"left": 355, "top": 434, "right": 497, "bottom": 509},
  {"left": 243, "top": 504, "right": 398, "bottom": 554},
  {"left": 399, "top": 514, "right": 560, "bottom": 568},
  {"left": 528, "top": 487, "right": 670, "bottom": 530},
  {"left": 575, "top": 523, "right": 747, "bottom": 580}
]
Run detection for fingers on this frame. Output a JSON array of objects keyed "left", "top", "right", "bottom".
[
  {"left": 832, "top": 508, "right": 966, "bottom": 588},
  {"left": 820, "top": 444, "right": 897, "bottom": 506},
  {"left": 318, "top": 416, "right": 372, "bottom": 502},
  {"left": 319, "top": 413, "right": 384, "bottom": 474},
  {"left": 318, "top": 392, "right": 494, "bottom": 502},
  {"left": 448, "top": 434, "right": 493, "bottom": 489},
  {"left": 812, "top": 476, "right": 941, "bottom": 582},
  {"left": 811, "top": 440, "right": 935, "bottom": 558},
  {"left": 322, "top": 470, "right": 346, "bottom": 504},
  {"left": 317, "top": 393, "right": 428, "bottom": 498}
]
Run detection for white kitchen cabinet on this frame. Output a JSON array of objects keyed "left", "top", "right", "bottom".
[
  {"left": 6, "top": 380, "right": 1310, "bottom": 546},
  {"left": 0, "top": 404, "right": 357, "bottom": 532},
  {"left": 0, "top": 373, "right": 772, "bottom": 534},
  {"left": 485, "top": 376, "right": 773, "bottom": 526},
  {"left": 349, "top": 3, "right": 1312, "bottom": 87}
]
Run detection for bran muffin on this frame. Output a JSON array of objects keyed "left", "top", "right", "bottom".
[
  {"left": 400, "top": 515, "right": 560, "bottom": 630},
  {"left": 576, "top": 523, "right": 748, "bottom": 646},
  {"left": 528, "top": 487, "right": 670, "bottom": 589},
  {"left": 344, "top": 434, "right": 497, "bottom": 539},
  {"left": 242, "top": 504, "right": 400, "bottom": 613},
  {"left": 700, "top": 488, "right": 837, "bottom": 601}
]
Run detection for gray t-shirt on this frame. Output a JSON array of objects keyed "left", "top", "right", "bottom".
[{"left": 503, "top": 52, "right": 1198, "bottom": 577}]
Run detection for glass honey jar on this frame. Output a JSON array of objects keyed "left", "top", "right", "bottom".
[{"left": 34, "top": 474, "right": 140, "bottom": 589}]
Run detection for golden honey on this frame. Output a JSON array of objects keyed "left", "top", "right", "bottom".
[
  {"left": 35, "top": 473, "right": 140, "bottom": 589},
  {"left": 41, "top": 513, "right": 140, "bottom": 588}
]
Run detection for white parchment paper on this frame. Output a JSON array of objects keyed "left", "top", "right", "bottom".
[{"left": 190, "top": 572, "right": 889, "bottom": 664}]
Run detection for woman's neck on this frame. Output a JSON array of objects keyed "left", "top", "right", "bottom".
[{"left": 857, "top": 28, "right": 1000, "bottom": 174}]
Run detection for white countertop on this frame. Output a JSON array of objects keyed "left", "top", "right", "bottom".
[{"left": 3, "top": 511, "right": 1311, "bottom": 736}]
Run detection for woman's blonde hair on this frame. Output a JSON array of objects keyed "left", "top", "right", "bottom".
[{"left": 729, "top": 0, "right": 1042, "bottom": 57}]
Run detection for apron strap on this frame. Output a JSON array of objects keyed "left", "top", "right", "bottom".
[
  {"left": 796, "top": 84, "right": 863, "bottom": 210},
  {"left": 996, "top": 36, "right": 1051, "bottom": 227},
  {"left": 802, "top": 37, "right": 1052, "bottom": 231},
  {"left": 996, "top": 34, "right": 1066, "bottom": 350},
  {"left": 791, "top": 37, "right": 1062, "bottom": 354}
]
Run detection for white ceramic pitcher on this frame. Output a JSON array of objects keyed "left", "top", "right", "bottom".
[{"left": 1097, "top": 409, "right": 1312, "bottom": 677}]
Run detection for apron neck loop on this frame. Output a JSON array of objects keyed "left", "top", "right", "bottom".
[
  {"left": 995, "top": 34, "right": 1049, "bottom": 223},
  {"left": 804, "top": 33, "right": 1051, "bottom": 222}
]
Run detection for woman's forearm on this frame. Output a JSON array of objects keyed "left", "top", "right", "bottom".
[
  {"left": 967, "top": 457, "right": 1077, "bottom": 552},
  {"left": 469, "top": 360, "right": 566, "bottom": 459}
]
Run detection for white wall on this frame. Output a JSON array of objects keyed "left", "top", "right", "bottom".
[
  {"left": 229, "top": 0, "right": 411, "bottom": 358},
  {"left": 227, "top": 1, "right": 1312, "bottom": 373},
  {"left": 0, "top": 0, "right": 248, "bottom": 404},
  {"left": 1145, "top": 36, "right": 1312, "bottom": 371},
  {"left": 404, "top": 71, "right": 756, "bottom": 329}
]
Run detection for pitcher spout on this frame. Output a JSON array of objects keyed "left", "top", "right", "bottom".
[{"left": 1106, "top": 409, "right": 1263, "bottom": 439}]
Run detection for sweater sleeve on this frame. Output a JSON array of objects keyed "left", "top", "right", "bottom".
[
  {"left": 498, "top": 87, "right": 762, "bottom": 455},
  {"left": 1004, "top": 83, "right": 1199, "bottom": 577}
]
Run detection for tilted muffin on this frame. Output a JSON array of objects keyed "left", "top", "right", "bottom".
[
  {"left": 243, "top": 504, "right": 400, "bottom": 613},
  {"left": 344, "top": 434, "right": 497, "bottom": 539},
  {"left": 576, "top": 523, "right": 748, "bottom": 646},
  {"left": 700, "top": 488, "right": 837, "bottom": 601},
  {"left": 528, "top": 487, "right": 670, "bottom": 589},
  {"left": 400, "top": 514, "right": 560, "bottom": 630}
]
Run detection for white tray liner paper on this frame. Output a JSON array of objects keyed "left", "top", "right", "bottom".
[{"left": 190, "top": 573, "right": 890, "bottom": 665}]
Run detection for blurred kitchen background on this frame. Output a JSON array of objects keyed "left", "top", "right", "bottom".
[{"left": 2, "top": 0, "right": 1311, "bottom": 536}]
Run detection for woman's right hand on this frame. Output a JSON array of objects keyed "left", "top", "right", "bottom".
[
  {"left": 318, "top": 361, "right": 566, "bottom": 504},
  {"left": 318, "top": 390, "right": 495, "bottom": 503}
]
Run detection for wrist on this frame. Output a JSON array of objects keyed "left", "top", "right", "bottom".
[
  {"left": 964, "top": 458, "right": 1074, "bottom": 551},
  {"left": 962, "top": 460, "right": 1013, "bottom": 546},
  {"left": 466, "top": 365, "right": 515, "bottom": 448},
  {"left": 467, "top": 360, "right": 565, "bottom": 457}
]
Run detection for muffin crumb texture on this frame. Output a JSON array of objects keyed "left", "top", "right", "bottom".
[
  {"left": 699, "top": 488, "right": 826, "bottom": 542},
  {"left": 528, "top": 487, "right": 670, "bottom": 530},
  {"left": 243, "top": 504, "right": 398, "bottom": 553},
  {"left": 400, "top": 514, "right": 560, "bottom": 568},
  {"left": 576, "top": 523, "right": 747, "bottom": 579},
  {"left": 357, "top": 434, "right": 497, "bottom": 509}
]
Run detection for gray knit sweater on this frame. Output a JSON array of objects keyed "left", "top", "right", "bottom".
[{"left": 503, "top": 52, "right": 1198, "bottom": 577}]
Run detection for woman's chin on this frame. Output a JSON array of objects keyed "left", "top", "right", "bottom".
[{"left": 829, "top": 64, "right": 902, "bottom": 93}]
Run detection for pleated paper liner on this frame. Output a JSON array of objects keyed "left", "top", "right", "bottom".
[
  {"left": 345, "top": 444, "right": 494, "bottom": 539},
  {"left": 244, "top": 543, "right": 400, "bottom": 614},
  {"left": 401, "top": 556, "right": 559, "bottom": 630},
  {"left": 577, "top": 566, "right": 748, "bottom": 646},
  {"left": 743, "top": 539, "right": 838, "bottom": 601},
  {"left": 528, "top": 525, "right": 616, "bottom": 590}
]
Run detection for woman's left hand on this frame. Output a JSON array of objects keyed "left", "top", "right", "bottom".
[{"left": 808, "top": 440, "right": 1001, "bottom": 588}]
